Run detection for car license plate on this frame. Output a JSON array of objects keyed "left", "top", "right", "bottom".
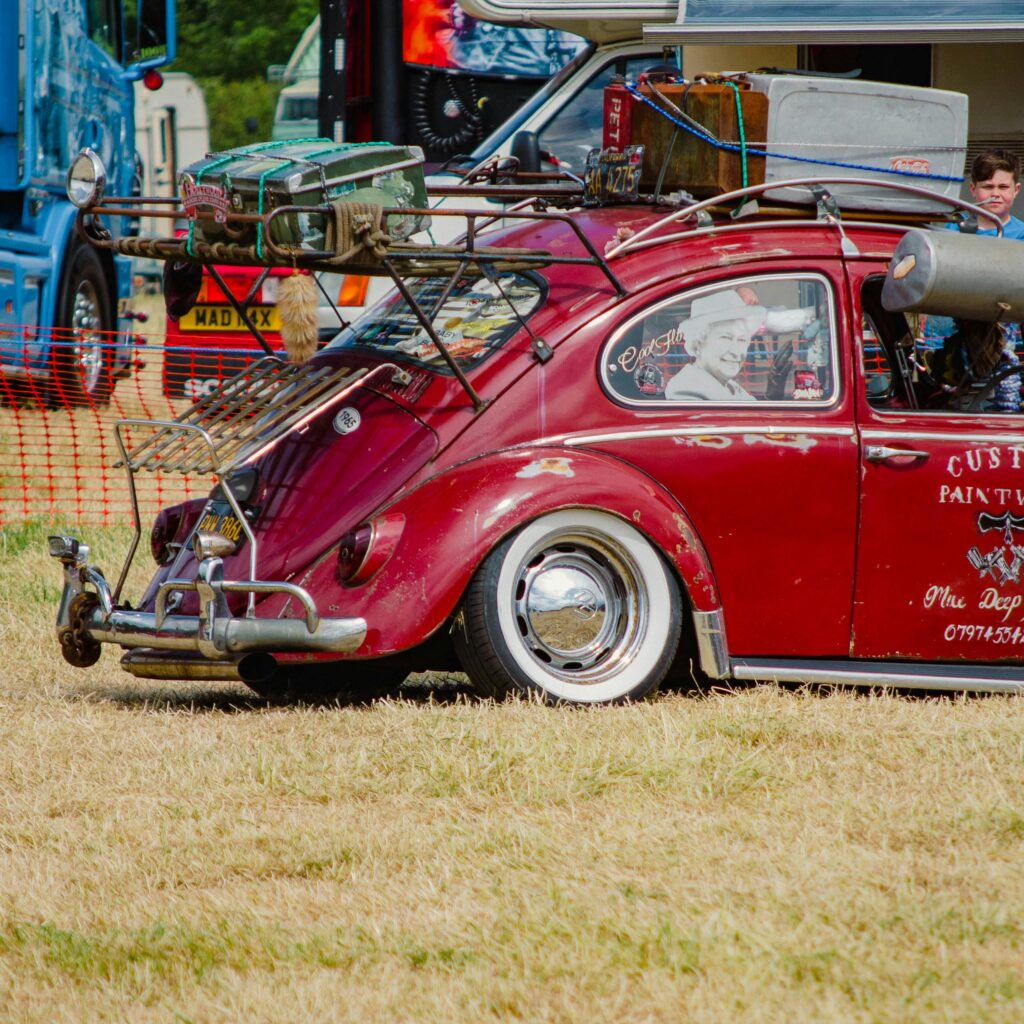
[
  {"left": 178, "top": 305, "right": 281, "bottom": 332},
  {"left": 196, "top": 508, "right": 245, "bottom": 543}
]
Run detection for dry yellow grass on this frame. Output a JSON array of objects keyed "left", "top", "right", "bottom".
[{"left": 3, "top": 521, "right": 1024, "bottom": 1021}]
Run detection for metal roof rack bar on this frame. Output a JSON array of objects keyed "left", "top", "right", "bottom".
[{"left": 606, "top": 176, "right": 1002, "bottom": 259}]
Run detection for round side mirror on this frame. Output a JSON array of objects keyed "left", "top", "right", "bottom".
[{"left": 66, "top": 149, "right": 107, "bottom": 209}]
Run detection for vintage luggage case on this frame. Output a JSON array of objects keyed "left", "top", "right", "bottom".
[
  {"left": 604, "top": 81, "right": 768, "bottom": 196},
  {"left": 179, "top": 140, "right": 430, "bottom": 253}
]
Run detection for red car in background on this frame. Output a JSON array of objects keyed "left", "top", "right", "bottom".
[{"left": 163, "top": 264, "right": 369, "bottom": 400}]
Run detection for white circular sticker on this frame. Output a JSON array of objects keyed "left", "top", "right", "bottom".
[{"left": 332, "top": 407, "right": 361, "bottom": 435}]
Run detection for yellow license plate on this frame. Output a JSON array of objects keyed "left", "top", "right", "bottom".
[
  {"left": 178, "top": 305, "right": 281, "bottom": 332},
  {"left": 196, "top": 510, "right": 245, "bottom": 543}
]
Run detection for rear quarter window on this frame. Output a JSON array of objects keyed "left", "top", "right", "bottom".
[{"left": 601, "top": 274, "right": 838, "bottom": 406}]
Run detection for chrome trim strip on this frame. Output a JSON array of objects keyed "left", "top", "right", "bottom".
[
  {"left": 565, "top": 425, "right": 856, "bottom": 446},
  {"left": 861, "top": 428, "right": 1024, "bottom": 444},
  {"left": 694, "top": 609, "right": 729, "bottom": 679},
  {"left": 731, "top": 663, "right": 1024, "bottom": 693}
]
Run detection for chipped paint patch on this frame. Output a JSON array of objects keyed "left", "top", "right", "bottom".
[
  {"left": 482, "top": 494, "right": 529, "bottom": 531},
  {"left": 714, "top": 246, "right": 793, "bottom": 265},
  {"left": 672, "top": 513, "right": 700, "bottom": 549},
  {"left": 516, "top": 457, "right": 575, "bottom": 479},
  {"left": 743, "top": 433, "right": 818, "bottom": 453},
  {"left": 674, "top": 434, "right": 732, "bottom": 449}
]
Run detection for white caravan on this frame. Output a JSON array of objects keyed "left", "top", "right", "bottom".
[{"left": 134, "top": 72, "right": 210, "bottom": 279}]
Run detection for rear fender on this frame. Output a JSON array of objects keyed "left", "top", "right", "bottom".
[{"left": 280, "top": 448, "right": 720, "bottom": 658}]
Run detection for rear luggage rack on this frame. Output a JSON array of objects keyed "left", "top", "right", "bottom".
[
  {"left": 115, "top": 358, "right": 400, "bottom": 475},
  {"left": 110, "top": 359, "right": 403, "bottom": 599}
]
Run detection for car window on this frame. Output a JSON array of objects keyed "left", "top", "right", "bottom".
[
  {"left": 537, "top": 55, "right": 662, "bottom": 174},
  {"left": 323, "top": 271, "right": 545, "bottom": 373},
  {"left": 601, "top": 274, "right": 837, "bottom": 405},
  {"left": 861, "top": 275, "right": 1024, "bottom": 415},
  {"left": 860, "top": 276, "right": 918, "bottom": 410}
]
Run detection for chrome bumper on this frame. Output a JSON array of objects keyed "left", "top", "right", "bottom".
[{"left": 50, "top": 535, "right": 365, "bottom": 666}]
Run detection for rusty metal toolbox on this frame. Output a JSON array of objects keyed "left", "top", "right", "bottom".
[
  {"left": 179, "top": 139, "right": 430, "bottom": 252},
  {"left": 632, "top": 82, "right": 768, "bottom": 196}
]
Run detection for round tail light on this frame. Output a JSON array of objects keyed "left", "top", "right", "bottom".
[
  {"left": 336, "top": 514, "right": 405, "bottom": 586},
  {"left": 337, "top": 524, "right": 374, "bottom": 583},
  {"left": 151, "top": 498, "right": 207, "bottom": 565},
  {"left": 150, "top": 506, "right": 181, "bottom": 564}
]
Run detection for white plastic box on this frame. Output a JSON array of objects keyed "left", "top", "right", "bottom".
[{"left": 742, "top": 74, "right": 969, "bottom": 214}]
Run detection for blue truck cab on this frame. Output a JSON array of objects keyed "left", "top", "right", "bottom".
[{"left": 0, "top": 0, "right": 173, "bottom": 403}]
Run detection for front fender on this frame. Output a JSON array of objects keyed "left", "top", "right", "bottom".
[{"left": 286, "top": 447, "right": 720, "bottom": 658}]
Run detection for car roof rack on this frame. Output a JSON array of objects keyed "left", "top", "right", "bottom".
[{"left": 604, "top": 175, "right": 1002, "bottom": 261}]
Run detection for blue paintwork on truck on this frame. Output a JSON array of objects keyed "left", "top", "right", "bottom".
[{"left": 0, "top": 1, "right": 174, "bottom": 377}]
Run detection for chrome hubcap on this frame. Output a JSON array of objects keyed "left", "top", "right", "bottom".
[
  {"left": 511, "top": 535, "right": 645, "bottom": 680},
  {"left": 70, "top": 281, "right": 103, "bottom": 391}
]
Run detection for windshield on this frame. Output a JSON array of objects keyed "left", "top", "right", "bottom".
[
  {"left": 324, "top": 271, "right": 546, "bottom": 373},
  {"left": 448, "top": 44, "right": 596, "bottom": 168}
]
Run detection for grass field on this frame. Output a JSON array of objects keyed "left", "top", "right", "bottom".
[{"left": 3, "top": 519, "right": 1024, "bottom": 1022}]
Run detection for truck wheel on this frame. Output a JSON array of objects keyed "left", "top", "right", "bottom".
[
  {"left": 52, "top": 245, "right": 114, "bottom": 406},
  {"left": 455, "top": 510, "right": 681, "bottom": 704}
]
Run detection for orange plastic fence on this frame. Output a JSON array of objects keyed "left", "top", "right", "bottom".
[{"left": 0, "top": 322, "right": 274, "bottom": 529}]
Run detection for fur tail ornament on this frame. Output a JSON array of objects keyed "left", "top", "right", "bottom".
[{"left": 278, "top": 271, "right": 318, "bottom": 364}]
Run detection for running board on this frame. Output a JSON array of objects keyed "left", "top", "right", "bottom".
[{"left": 731, "top": 658, "right": 1024, "bottom": 694}]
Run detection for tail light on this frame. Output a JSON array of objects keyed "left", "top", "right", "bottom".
[
  {"left": 337, "top": 513, "right": 405, "bottom": 586},
  {"left": 151, "top": 498, "right": 206, "bottom": 565}
]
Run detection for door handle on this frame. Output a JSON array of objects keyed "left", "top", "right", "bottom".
[{"left": 864, "top": 444, "right": 930, "bottom": 463}]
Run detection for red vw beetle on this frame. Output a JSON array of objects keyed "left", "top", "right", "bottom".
[{"left": 50, "top": 161, "right": 1024, "bottom": 702}]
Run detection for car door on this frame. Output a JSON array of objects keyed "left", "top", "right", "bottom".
[
  {"left": 591, "top": 263, "right": 860, "bottom": 657},
  {"left": 851, "top": 267, "right": 1024, "bottom": 662}
]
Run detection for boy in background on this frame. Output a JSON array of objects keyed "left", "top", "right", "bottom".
[{"left": 921, "top": 149, "right": 1024, "bottom": 372}]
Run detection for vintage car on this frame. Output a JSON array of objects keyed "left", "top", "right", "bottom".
[{"left": 48, "top": 143, "right": 1024, "bottom": 703}]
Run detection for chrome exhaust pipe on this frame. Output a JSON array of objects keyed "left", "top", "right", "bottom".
[
  {"left": 120, "top": 650, "right": 243, "bottom": 681},
  {"left": 236, "top": 652, "right": 278, "bottom": 685}
]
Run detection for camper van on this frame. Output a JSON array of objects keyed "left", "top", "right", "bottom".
[
  {"left": 272, "top": 81, "right": 319, "bottom": 142},
  {"left": 457, "top": 0, "right": 1024, "bottom": 181},
  {"left": 220, "top": 1, "right": 1024, "bottom": 353},
  {"left": 270, "top": 16, "right": 319, "bottom": 142}
]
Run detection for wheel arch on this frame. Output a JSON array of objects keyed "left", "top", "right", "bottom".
[{"left": 293, "top": 446, "right": 722, "bottom": 659}]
